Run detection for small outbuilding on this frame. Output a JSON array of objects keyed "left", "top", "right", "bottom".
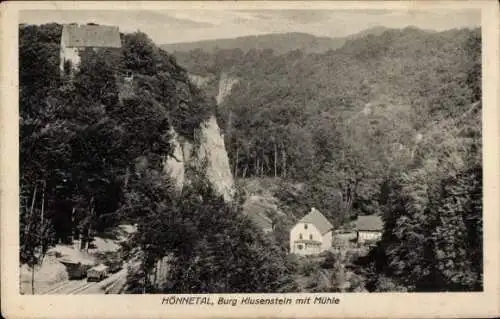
[{"left": 354, "top": 215, "right": 384, "bottom": 244}]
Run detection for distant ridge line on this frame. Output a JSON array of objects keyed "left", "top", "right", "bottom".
[{"left": 160, "top": 26, "right": 445, "bottom": 54}]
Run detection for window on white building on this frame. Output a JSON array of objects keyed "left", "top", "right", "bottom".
[
  {"left": 299, "top": 234, "right": 303, "bottom": 239},
  {"left": 309, "top": 234, "right": 313, "bottom": 240},
  {"left": 304, "top": 224, "right": 308, "bottom": 229}
]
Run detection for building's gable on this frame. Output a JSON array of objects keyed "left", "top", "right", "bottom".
[
  {"left": 289, "top": 220, "right": 332, "bottom": 255},
  {"left": 291, "top": 222, "right": 321, "bottom": 239},
  {"left": 297, "top": 208, "right": 333, "bottom": 235}
]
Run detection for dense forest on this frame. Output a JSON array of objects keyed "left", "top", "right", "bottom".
[
  {"left": 20, "top": 22, "right": 482, "bottom": 293},
  {"left": 19, "top": 23, "right": 293, "bottom": 293},
  {"left": 172, "top": 26, "right": 483, "bottom": 291}
]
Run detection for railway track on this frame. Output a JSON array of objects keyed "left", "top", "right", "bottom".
[
  {"left": 40, "top": 281, "right": 73, "bottom": 294},
  {"left": 40, "top": 267, "right": 127, "bottom": 294},
  {"left": 104, "top": 275, "right": 126, "bottom": 294},
  {"left": 68, "top": 282, "right": 96, "bottom": 294},
  {"left": 41, "top": 279, "right": 88, "bottom": 295},
  {"left": 40, "top": 276, "right": 105, "bottom": 294}
]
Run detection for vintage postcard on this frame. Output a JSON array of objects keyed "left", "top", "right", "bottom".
[{"left": 1, "top": 0, "right": 499, "bottom": 318}]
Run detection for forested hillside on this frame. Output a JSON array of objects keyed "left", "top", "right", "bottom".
[
  {"left": 162, "top": 27, "right": 405, "bottom": 63},
  {"left": 19, "top": 23, "right": 294, "bottom": 293},
  {"left": 19, "top": 22, "right": 482, "bottom": 293},
  {"left": 20, "top": 23, "right": 210, "bottom": 245},
  {"left": 171, "top": 26, "right": 483, "bottom": 291},
  {"left": 162, "top": 32, "right": 346, "bottom": 57}
]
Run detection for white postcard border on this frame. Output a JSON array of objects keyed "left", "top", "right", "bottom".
[{"left": 1, "top": 1, "right": 499, "bottom": 318}]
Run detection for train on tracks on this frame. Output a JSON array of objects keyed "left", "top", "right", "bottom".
[
  {"left": 59, "top": 254, "right": 123, "bottom": 282},
  {"left": 60, "top": 260, "right": 93, "bottom": 280},
  {"left": 86, "top": 264, "right": 109, "bottom": 282}
]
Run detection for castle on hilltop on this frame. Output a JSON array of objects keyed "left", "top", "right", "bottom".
[{"left": 59, "top": 23, "right": 122, "bottom": 76}]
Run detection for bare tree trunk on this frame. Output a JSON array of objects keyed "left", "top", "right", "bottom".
[
  {"left": 281, "top": 148, "right": 287, "bottom": 178},
  {"left": 29, "top": 184, "right": 38, "bottom": 295},
  {"left": 259, "top": 153, "right": 264, "bottom": 177},
  {"left": 242, "top": 165, "right": 248, "bottom": 179},
  {"left": 274, "top": 143, "right": 278, "bottom": 178},
  {"left": 142, "top": 254, "right": 148, "bottom": 294},
  {"left": 226, "top": 110, "right": 232, "bottom": 143},
  {"left": 39, "top": 180, "right": 46, "bottom": 262},
  {"left": 255, "top": 157, "right": 260, "bottom": 176},
  {"left": 27, "top": 185, "right": 38, "bottom": 236},
  {"left": 153, "top": 261, "right": 158, "bottom": 292},
  {"left": 86, "top": 197, "right": 95, "bottom": 252},
  {"left": 86, "top": 228, "right": 91, "bottom": 251},
  {"left": 32, "top": 181, "right": 47, "bottom": 294},
  {"left": 142, "top": 271, "right": 147, "bottom": 294},
  {"left": 71, "top": 207, "right": 75, "bottom": 243},
  {"left": 124, "top": 166, "right": 130, "bottom": 189},
  {"left": 40, "top": 181, "right": 45, "bottom": 229},
  {"left": 31, "top": 264, "right": 35, "bottom": 294},
  {"left": 234, "top": 144, "right": 239, "bottom": 178},
  {"left": 157, "top": 258, "right": 163, "bottom": 287},
  {"left": 258, "top": 159, "right": 264, "bottom": 177}
]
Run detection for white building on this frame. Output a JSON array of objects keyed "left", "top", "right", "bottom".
[
  {"left": 354, "top": 215, "right": 384, "bottom": 244},
  {"left": 59, "top": 24, "right": 121, "bottom": 76},
  {"left": 289, "top": 208, "right": 333, "bottom": 255}
]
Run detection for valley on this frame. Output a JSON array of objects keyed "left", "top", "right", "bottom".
[{"left": 19, "top": 20, "right": 482, "bottom": 294}]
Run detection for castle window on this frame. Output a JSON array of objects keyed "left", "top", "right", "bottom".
[
  {"left": 309, "top": 234, "right": 313, "bottom": 240},
  {"left": 297, "top": 244, "right": 303, "bottom": 250},
  {"left": 304, "top": 224, "right": 308, "bottom": 229},
  {"left": 299, "top": 234, "right": 303, "bottom": 240}
]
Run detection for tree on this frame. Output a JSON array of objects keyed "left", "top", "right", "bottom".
[
  {"left": 169, "top": 182, "right": 294, "bottom": 293},
  {"left": 20, "top": 23, "right": 179, "bottom": 248},
  {"left": 123, "top": 174, "right": 296, "bottom": 294},
  {"left": 20, "top": 181, "right": 56, "bottom": 293},
  {"left": 364, "top": 102, "right": 482, "bottom": 291},
  {"left": 122, "top": 32, "right": 157, "bottom": 75},
  {"left": 120, "top": 167, "right": 179, "bottom": 293},
  {"left": 431, "top": 162, "right": 482, "bottom": 291}
]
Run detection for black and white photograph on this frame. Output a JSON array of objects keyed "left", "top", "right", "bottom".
[
  {"left": 2, "top": 1, "right": 499, "bottom": 318},
  {"left": 16, "top": 5, "right": 484, "bottom": 295}
]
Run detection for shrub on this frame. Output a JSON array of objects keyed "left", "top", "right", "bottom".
[
  {"left": 299, "top": 258, "right": 320, "bottom": 276},
  {"left": 320, "top": 251, "right": 336, "bottom": 269}
]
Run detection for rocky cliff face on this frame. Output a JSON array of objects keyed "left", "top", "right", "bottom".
[
  {"left": 196, "top": 115, "right": 235, "bottom": 201},
  {"left": 155, "top": 71, "right": 237, "bottom": 286},
  {"left": 216, "top": 72, "right": 239, "bottom": 106},
  {"left": 163, "top": 72, "right": 237, "bottom": 202},
  {"left": 188, "top": 74, "right": 214, "bottom": 88}
]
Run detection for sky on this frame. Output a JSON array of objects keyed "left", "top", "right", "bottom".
[{"left": 19, "top": 9, "right": 481, "bottom": 44}]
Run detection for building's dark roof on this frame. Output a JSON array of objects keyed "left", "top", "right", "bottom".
[
  {"left": 298, "top": 208, "right": 333, "bottom": 235},
  {"left": 355, "top": 215, "right": 384, "bottom": 231},
  {"left": 62, "top": 24, "right": 121, "bottom": 48}
]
